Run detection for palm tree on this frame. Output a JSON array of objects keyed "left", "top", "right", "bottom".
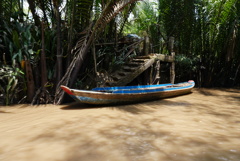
[
  {"left": 54, "top": 0, "right": 142, "bottom": 104},
  {"left": 1, "top": 0, "right": 240, "bottom": 105}
]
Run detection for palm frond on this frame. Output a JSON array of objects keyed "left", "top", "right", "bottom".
[
  {"left": 0, "top": 0, "right": 18, "bottom": 22},
  {"left": 117, "top": 2, "right": 136, "bottom": 36},
  {"left": 54, "top": 0, "right": 142, "bottom": 104}
]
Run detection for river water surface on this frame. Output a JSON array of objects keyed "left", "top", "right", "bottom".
[{"left": 0, "top": 88, "right": 240, "bottom": 161}]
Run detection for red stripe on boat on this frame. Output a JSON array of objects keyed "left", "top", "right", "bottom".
[{"left": 61, "top": 85, "right": 74, "bottom": 95}]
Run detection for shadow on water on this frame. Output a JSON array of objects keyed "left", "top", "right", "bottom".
[
  {"left": 2, "top": 88, "right": 240, "bottom": 161},
  {"left": 199, "top": 88, "right": 240, "bottom": 96},
  {"left": 232, "top": 96, "right": 240, "bottom": 99},
  {"left": 113, "top": 99, "right": 193, "bottom": 115},
  {"left": 60, "top": 102, "right": 99, "bottom": 110},
  {"left": 55, "top": 91, "right": 240, "bottom": 160},
  {"left": 61, "top": 102, "right": 153, "bottom": 114},
  {"left": 221, "top": 88, "right": 240, "bottom": 93},
  {"left": 0, "top": 110, "right": 12, "bottom": 113},
  {"left": 29, "top": 110, "right": 240, "bottom": 161},
  {"left": 61, "top": 99, "right": 192, "bottom": 115},
  {"left": 29, "top": 115, "right": 172, "bottom": 160},
  {"left": 198, "top": 89, "right": 215, "bottom": 96}
]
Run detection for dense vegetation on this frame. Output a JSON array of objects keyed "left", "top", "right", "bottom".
[{"left": 0, "top": 0, "right": 239, "bottom": 105}]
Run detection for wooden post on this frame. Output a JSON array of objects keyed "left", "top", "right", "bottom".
[
  {"left": 25, "top": 60, "right": 35, "bottom": 102},
  {"left": 170, "top": 52, "right": 175, "bottom": 84},
  {"left": 143, "top": 36, "right": 150, "bottom": 55},
  {"left": 154, "top": 60, "right": 160, "bottom": 84},
  {"left": 92, "top": 43, "right": 97, "bottom": 74},
  {"left": 143, "top": 67, "right": 151, "bottom": 85},
  {"left": 169, "top": 36, "right": 174, "bottom": 53},
  {"left": 150, "top": 65, "right": 153, "bottom": 85},
  {"left": 169, "top": 37, "right": 175, "bottom": 84}
]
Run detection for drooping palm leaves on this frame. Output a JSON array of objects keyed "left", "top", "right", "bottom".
[
  {"left": 158, "top": 0, "right": 240, "bottom": 86},
  {"left": 194, "top": 0, "right": 240, "bottom": 86},
  {"left": 117, "top": 2, "right": 137, "bottom": 36},
  {"left": 124, "top": 1, "right": 158, "bottom": 36},
  {"left": 0, "top": 0, "right": 22, "bottom": 22},
  {"left": 54, "top": 0, "right": 142, "bottom": 104},
  {"left": 1, "top": 0, "right": 240, "bottom": 105},
  {"left": 122, "top": 1, "right": 162, "bottom": 53}
]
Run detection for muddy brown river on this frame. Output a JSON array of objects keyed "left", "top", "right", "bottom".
[{"left": 0, "top": 88, "right": 240, "bottom": 161}]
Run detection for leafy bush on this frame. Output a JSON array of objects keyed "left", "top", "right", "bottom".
[
  {"left": 1, "top": 20, "right": 40, "bottom": 64},
  {"left": 175, "top": 54, "right": 199, "bottom": 82},
  {"left": 0, "top": 63, "right": 24, "bottom": 105}
]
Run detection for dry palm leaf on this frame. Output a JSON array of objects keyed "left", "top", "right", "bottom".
[{"left": 54, "top": 0, "right": 142, "bottom": 104}]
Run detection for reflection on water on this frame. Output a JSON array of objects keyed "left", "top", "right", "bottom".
[{"left": 0, "top": 88, "right": 240, "bottom": 161}]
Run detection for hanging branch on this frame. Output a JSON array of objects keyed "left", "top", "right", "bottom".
[{"left": 54, "top": 0, "right": 142, "bottom": 104}]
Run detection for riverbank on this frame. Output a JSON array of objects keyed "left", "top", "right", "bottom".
[{"left": 0, "top": 88, "right": 240, "bottom": 161}]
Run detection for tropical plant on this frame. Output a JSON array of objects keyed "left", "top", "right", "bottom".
[
  {"left": 54, "top": 0, "right": 142, "bottom": 104},
  {"left": 158, "top": 0, "right": 240, "bottom": 86},
  {"left": 124, "top": 1, "right": 158, "bottom": 37},
  {"left": 0, "top": 62, "right": 24, "bottom": 105},
  {"left": 1, "top": 0, "right": 240, "bottom": 105},
  {"left": 1, "top": 20, "right": 40, "bottom": 64}
]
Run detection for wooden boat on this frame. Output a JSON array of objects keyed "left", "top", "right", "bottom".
[{"left": 61, "top": 80, "right": 195, "bottom": 105}]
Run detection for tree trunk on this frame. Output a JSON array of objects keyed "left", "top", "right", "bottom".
[
  {"left": 53, "top": 0, "right": 141, "bottom": 104},
  {"left": 40, "top": 0, "right": 49, "bottom": 26},
  {"left": 53, "top": 0, "right": 62, "bottom": 89},
  {"left": 25, "top": 60, "right": 35, "bottom": 102},
  {"left": 27, "top": 0, "right": 40, "bottom": 26},
  {"left": 31, "top": 21, "right": 50, "bottom": 105},
  {"left": 41, "top": 21, "right": 48, "bottom": 88}
]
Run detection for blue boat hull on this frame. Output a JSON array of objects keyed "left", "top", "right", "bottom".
[{"left": 61, "top": 81, "right": 195, "bottom": 105}]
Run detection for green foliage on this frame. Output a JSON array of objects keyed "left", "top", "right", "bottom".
[
  {"left": 0, "top": 0, "right": 21, "bottom": 22},
  {"left": 1, "top": 0, "right": 240, "bottom": 105},
  {"left": 0, "top": 63, "right": 24, "bottom": 105},
  {"left": 1, "top": 18, "right": 40, "bottom": 64},
  {"left": 175, "top": 54, "right": 199, "bottom": 72},
  {"left": 123, "top": 0, "right": 239, "bottom": 86},
  {"left": 175, "top": 54, "right": 199, "bottom": 84},
  {"left": 124, "top": 1, "right": 158, "bottom": 36}
]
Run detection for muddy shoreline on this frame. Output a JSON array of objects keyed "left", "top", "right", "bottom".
[{"left": 0, "top": 88, "right": 240, "bottom": 161}]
